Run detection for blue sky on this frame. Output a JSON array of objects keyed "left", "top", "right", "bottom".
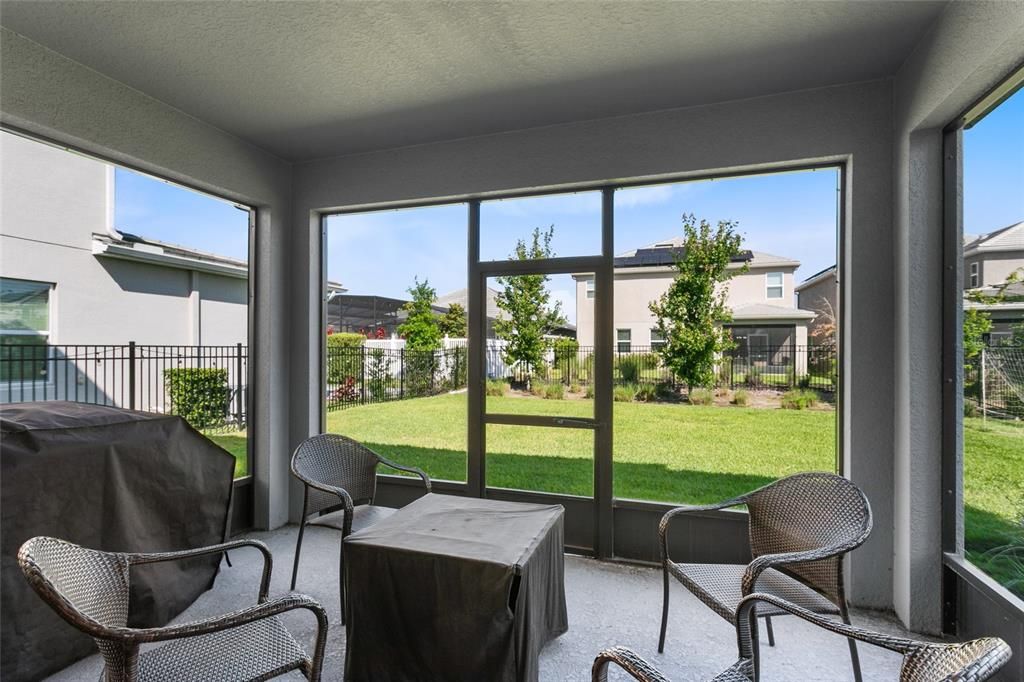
[{"left": 115, "top": 86, "right": 1022, "bottom": 324}]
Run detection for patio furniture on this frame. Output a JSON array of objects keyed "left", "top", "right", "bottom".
[
  {"left": 658, "top": 472, "right": 872, "bottom": 682},
  {"left": 343, "top": 493, "right": 568, "bottom": 682},
  {"left": 0, "top": 401, "right": 235, "bottom": 682},
  {"left": 289, "top": 433, "right": 431, "bottom": 623},
  {"left": 594, "top": 593, "right": 1012, "bottom": 681},
  {"left": 18, "top": 536, "right": 328, "bottom": 682}
]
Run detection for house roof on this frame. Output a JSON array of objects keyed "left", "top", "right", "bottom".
[
  {"left": 795, "top": 264, "right": 837, "bottom": 292},
  {"left": 731, "top": 303, "right": 816, "bottom": 322},
  {"left": 92, "top": 231, "right": 347, "bottom": 290},
  {"left": 963, "top": 221, "right": 1024, "bottom": 256},
  {"left": 612, "top": 238, "right": 799, "bottom": 271},
  {"left": 436, "top": 287, "right": 503, "bottom": 320}
]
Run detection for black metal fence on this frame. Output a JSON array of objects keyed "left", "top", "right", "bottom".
[
  {"left": 326, "top": 345, "right": 467, "bottom": 411},
  {"left": 965, "top": 345, "right": 1024, "bottom": 419},
  {"left": 531, "top": 344, "right": 837, "bottom": 394},
  {"left": 0, "top": 343, "right": 247, "bottom": 430},
  {"left": 324, "top": 343, "right": 837, "bottom": 409}
]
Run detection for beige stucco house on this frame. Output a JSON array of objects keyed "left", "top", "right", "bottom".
[
  {"left": 963, "top": 222, "right": 1024, "bottom": 342},
  {"left": 573, "top": 238, "right": 814, "bottom": 354}
]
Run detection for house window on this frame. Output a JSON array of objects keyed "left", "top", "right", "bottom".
[
  {"left": 650, "top": 328, "right": 666, "bottom": 350},
  {"left": 617, "top": 329, "right": 631, "bottom": 353},
  {"left": 969, "top": 262, "right": 979, "bottom": 288},
  {"left": 585, "top": 277, "right": 595, "bottom": 299},
  {"left": 0, "top": 278, "right": 53, "bottom": 382},
  {"left": 766, "top": 272, "right": 784, "bottom": 299}
]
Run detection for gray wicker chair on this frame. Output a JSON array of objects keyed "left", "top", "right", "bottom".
[
  {"left": 595, "top": 593, "right": 1011, "bottom": 682},
  {"left": 658, "top": 472, "right": 872, "bottom": 682},
  {"left": 289, "top": 433, "right": 431, "bottom": 623},
  {"left": 18, "top": 536, "right": 328, "bottom": 682}
]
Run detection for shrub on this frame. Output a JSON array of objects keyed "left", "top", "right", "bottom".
[
  {"left": 326, "top": 333, "right": 365, "bottom": 385},
  {"left": 569, "top": 382, "right": 581, "bottom": 394},
  {"left": 732, "top": 388, "right": 749, "bottom": 406},
  {"left": 634, "top": 383, "right": 658, "bottom": 402},
  {"left": 797, "top": 375, "right": 811, "bottom": 389},
  {"left": 584, "top": 384, "right": 595, "bottom": 399},
  {"left": 614, "top": 384, "right": 638, "bottom": 402},
  {"left": 164, "top": 367, "right": 230, "bottom": 428},
  {"left": 404, "top": 349, "right": 437, "bottom": 397},
  {"left": 616, "top": 353, "right": 658, "bottom": 383},
  {"left": 963, "top": 399, "right": 979, "bottom": 418},
  {"left": 485, "top": 379, "right": 508, "bottom": 397},
  {"left": 542, "top": 382, "right": 565, "bottom": 400},
  {"left": 781, "top": 388, "right": 819, "bottom": 410},
  {"left": 655, "top": 381, "right": 678, "bottom": 402},
  {"left": 688, "top": 387, "right": 714, "bottom": 405}
]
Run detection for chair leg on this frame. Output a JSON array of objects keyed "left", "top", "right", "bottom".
[
  {"left": 840, "top": 603, "right": 863, "bottom": 682},
  {"left": 764, "top": 615, "right": 775, "bottom": 647},
  {"left": 290, "top": 491, "right": 309, "bottom": 591},
  {"left": 749, "top": 610, "right": 761, "bottom": 682},
  {"left": 339, "top": 538, "right": 346, "bottom": 626},
  {"left": 658, "top": 562, "right": 670, "bottom": 653}
]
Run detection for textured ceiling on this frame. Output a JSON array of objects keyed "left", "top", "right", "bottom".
[{"left": 0, "top": 1, "right": 947, "bottom": 161}]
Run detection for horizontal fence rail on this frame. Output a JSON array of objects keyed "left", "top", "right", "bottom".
[
  {"left": 322, "top": 341, "right": 839, "bottom": 411},
  {"left": 0, "top": 343, "right": 247, "bottom": 431}
]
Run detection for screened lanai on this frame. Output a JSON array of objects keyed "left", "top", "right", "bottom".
[{"left": 1, "top": 1, "right": 1022, "bottom": 680}]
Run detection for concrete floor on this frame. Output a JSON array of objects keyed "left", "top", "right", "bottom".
[{"left": 50, "top": 524, "right": 917, "bottom": 681}]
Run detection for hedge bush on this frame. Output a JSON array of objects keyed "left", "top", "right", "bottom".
[
  {"left": 164, "top": 367, "right": 230, "bottom": 428},
  {"left": 326, "top": 333, "right": 365, "bottom": 385}
]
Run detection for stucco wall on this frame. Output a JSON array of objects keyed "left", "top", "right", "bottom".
[
  {"left": 0, "top": 28, "right": 294, "bottom": 529},
  {"left": 891, "top": 0, "right": 1024, "bottom": 632},
  {"left": 293, "top": 78, "right": 896, "bottom": 609},
  {"left": 1, "top": 132, "right": 248, "bottom": 348},
  {"left": 575, "top": 266, "right": 799, "bottom": 347}
]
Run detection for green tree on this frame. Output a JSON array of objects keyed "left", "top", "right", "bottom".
[
  {"left": 494, "top": 227, "right": 567, "bottom": 373},
  {"left": 438, "top": 302, "right": 468, "bottom": 337},
  {"left": 649, "top": 214, "right": 746, "bottom": 391},
  {"left": 398, "top": 278, "right": 442, "bottom": 397},
  {"left": 398, "top": 278, "right": 441, "bottom": 351}
]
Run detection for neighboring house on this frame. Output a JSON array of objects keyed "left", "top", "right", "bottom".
[
  {"left": 0, "top": 131, "right": 278, "bottom": 349},
  {"left": 573, "top": 238, "right": 813, "bottom": 354},
  {"left": 795, "top": 265, "right": 838, "bottom": 342},
  {"left": 963, "top": 221, "right": 1024, "bottom": 342},
  {"left": 963, "top": 221, "right": 1024, "bottom": 290}
]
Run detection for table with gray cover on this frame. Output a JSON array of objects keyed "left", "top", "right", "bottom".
[
  {"left": 0, "top": 401, "right": 235, "bottom": 682},
  {"left": 343, "top": 493, "right": 567, "bottom": 682}
]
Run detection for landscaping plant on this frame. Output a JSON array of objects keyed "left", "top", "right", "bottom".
[
  {"left": 485, "top": 378, "right": 509, "bottom": 397},
  {"left": 494, "top": 227, "right": 568, "bottom": 375},
  {"left": 649, "top": 214, "right": 747, "bottom": 391},
  {"left": 780, "top": 388, "right": 819, "bottom": 410},
  {"left": 688, "top": 387, "right": 714, "bottom": 405},
  {"left": 399, "top": 278, "right": 442, "bottom": 396},
  {"left": 731, "top": 388, "right": 749, "bottom": 406},
  {"left": 326, "top": 332, "right": 365, "bottom": 386},
  {"left": 164, "top": 367, "right": 230, "bottom": 428},
  {"left": 614, "top": 384, "right": 638, "bottom": 402}
]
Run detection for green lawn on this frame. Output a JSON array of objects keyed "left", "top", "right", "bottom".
[
  {"left": 963, "top": 417, "right": 1024, "bottom": 597},
  {"left": 205, "top": 429, "right": 248, "bottom": 478},
  {"left": 328, "top": 393, "right": 836, "bottom": 503}
]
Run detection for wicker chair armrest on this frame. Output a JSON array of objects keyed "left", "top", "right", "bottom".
[
  {"left": 740, "top": 544, "right": 847, "bottom": 595},
  {"left": 127, "top": 539, "right": 273, "bottom": 602},
  {"left": 115, "top": 594, "right": 328, "bottom": 649},
  {"left": 737, "top": 593, "right": 916, "bottom": 654},
  {"left": 591, "top": 646, "right": 671, "bottom": 682},
  {"left": 377, "top": 456, "right": 432, "bottom": 492},
  {"left": 659, "top": 496, "right": 748, "bottom": 561}
]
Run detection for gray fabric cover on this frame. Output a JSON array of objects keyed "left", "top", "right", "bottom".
[
  {"left": 0, "top": 401, "right": 235, "bottom": 682},
  {"left": 344, "top": 493, "right": 567, "bottom": 682}
]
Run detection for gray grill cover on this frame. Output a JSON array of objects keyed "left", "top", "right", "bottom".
[
  {"left": 344, "top": 493, "right": 567, "bottom": 682},
  {"left": 0, "top": 401, "right": 235, "bottom": 682}
]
